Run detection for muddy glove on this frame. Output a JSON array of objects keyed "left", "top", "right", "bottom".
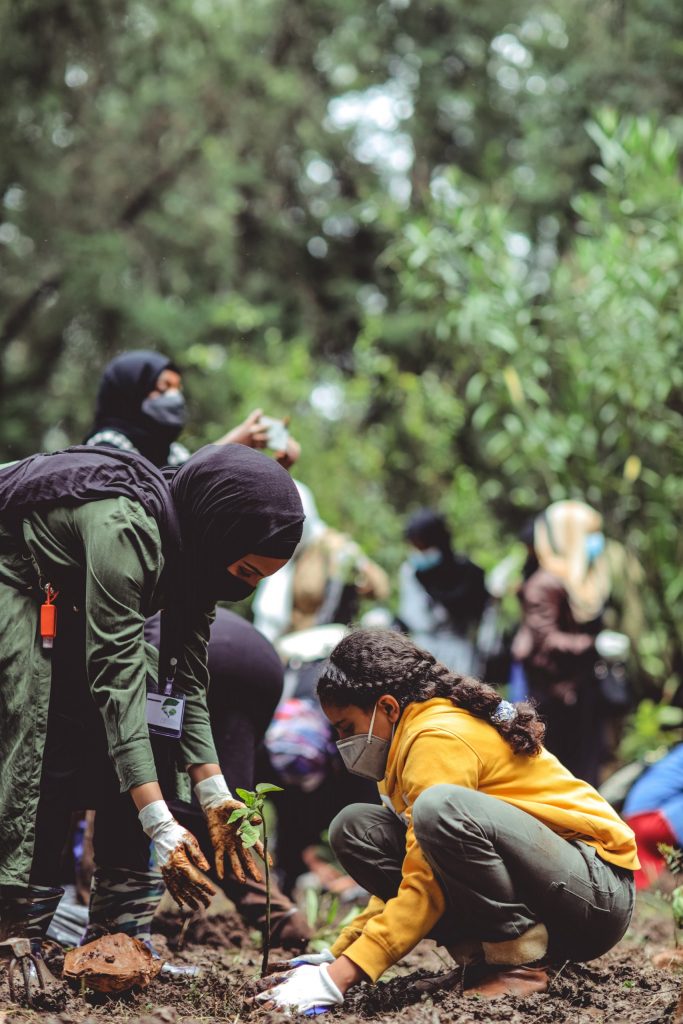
[
  {"left": 194, "top": 775, "right": 265, "bottom": 884},
  {"left": 139, "top": 801, "right": 215, "bottom": 910},
  {"left": 256, "top": 964, "right": 344, "bottom": 1016},
  {"left": 288, "top": 949, "right": 335, "bottom": 967}
]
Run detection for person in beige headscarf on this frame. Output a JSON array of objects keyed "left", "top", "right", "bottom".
[{"left": 511, "top": 501, "right": 615, "bottom": 786}]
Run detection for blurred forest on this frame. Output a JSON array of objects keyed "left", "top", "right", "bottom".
[{"left": 1, "top": 0, "right": 682, "bottom": 698}]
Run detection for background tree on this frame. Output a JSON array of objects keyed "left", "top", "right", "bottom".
[{"left": 1, "top": 0, "right": 682, "bottom": 693}]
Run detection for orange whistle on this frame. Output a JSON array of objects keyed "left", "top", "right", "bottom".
[{"left": 40, "top": 585, "right": 58, "bottom": 649}]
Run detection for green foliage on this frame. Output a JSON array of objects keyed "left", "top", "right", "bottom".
[
  {"left": 673, "top": 889, "right": 683, "bottom": 933},
  {"left": 231, "top": 784, "right": 283, "bottom": 849},
  {"left": 657, "top": 846, "right": 683, "bottom": 942},
  {"left": 659, "top": 845, "right": 683, "bottom": 878},
  {"left": 2, "top": 0, "right": 683, "bottom": 708},
  {"left": 303, "top": 888, "right": 363, "bottom": 952},
  {"left": 304, "top": 887, "right": 338, "bottom": 931},
  {"left": 618, "top": 700, "right": 683, "bottom": 763}
]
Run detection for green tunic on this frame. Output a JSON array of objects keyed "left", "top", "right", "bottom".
[{"left": 0, "top": 496, "right": 218, "bottom": 887}]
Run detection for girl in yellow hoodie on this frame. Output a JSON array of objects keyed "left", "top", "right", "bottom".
[{"left": 259, "top": 629, "right": 638, "bottom": 1015}]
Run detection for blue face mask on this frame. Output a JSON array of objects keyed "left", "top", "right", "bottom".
[
  {"left": 410, "top": 547, "right": 443, "bottom": 572},
  {"left": 585, "top": 532, "right": 605, "bottom": 565}
]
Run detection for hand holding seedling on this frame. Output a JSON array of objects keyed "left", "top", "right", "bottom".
[
  {"left": 206, "top": 797, "right": 266, "bottom": 883},
  {"left": 194, "top": 773, "right": 270, "bottom": 884}
]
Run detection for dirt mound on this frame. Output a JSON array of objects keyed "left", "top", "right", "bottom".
[{"left": 152, "top": 908, "right": 249, "bottom": 951}]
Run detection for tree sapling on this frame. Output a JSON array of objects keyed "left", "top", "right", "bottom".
[{"left": 228, "top": 782, "right": 283, "bottom": 976}]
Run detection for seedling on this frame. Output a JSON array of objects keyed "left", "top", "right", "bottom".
[
  {"left": 228, "top": 782, "right": 283, "bottom": 976},
  {"left": 303, "top": 888, "right": 362, "bottom": 952},
  {"left": 657, "top": 844, "right": 683, "bottom": 946}
]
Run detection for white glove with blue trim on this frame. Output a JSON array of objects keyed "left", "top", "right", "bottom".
[
  {"left": 288, "top": 949, "right": 335, "bottom": 967},
  {"left": 256, "top": 963, "right": 344, "bottom": 1016}
]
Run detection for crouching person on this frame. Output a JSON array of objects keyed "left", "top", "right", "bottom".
[{"left": 258, "top": 629, "right": 637, "bottom": 1013}]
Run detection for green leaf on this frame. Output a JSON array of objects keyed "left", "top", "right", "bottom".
[
  {"left": 338, "top": 905, "right": 363, "bottom": 929},
  {"left": 236, "top": 787, "right": 256, "bottom": 806},
  {"left": 238, "top": 822, "right": 261, "bottom": 848},
  {"left": 228, "top": 808, "right": 248, "bottom": 824},
  {"left": 255, "top": 782, "right": 284, "bottom": 795},
  {"left": 672, "top": 885, "right": 683, "bottom": 929},
  {"left": 325, "top": 895, "right": 340, "bottom": 927},
  {"left": 305, "top": 886, "right": 320, "bottom": 929}
]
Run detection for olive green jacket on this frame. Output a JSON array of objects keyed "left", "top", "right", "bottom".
[{"left": 0, "top": 497, "right": 218, "bottom": 887}]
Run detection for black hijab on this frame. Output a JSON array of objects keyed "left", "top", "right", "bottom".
[
  {"left": 170, "top": 443, "right": 305, "bottom": 603},
  {"left": 87, "top": 350, "right": 180, "bottom": 466},
  {"left": 406, "top": 508, "right": 487, "bottom": 626}
]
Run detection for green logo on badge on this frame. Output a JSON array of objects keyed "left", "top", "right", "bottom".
[{"left": 161, "top": 697, "right": 179, "bottom": 718}]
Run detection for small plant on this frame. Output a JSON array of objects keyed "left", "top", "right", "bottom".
[
  {"left": 657, "top": 844, "right": 683, "bottom": 946},
  {"left": 302, "top": 887, "right": 362, "bottom": 952},
  {"left": 228, "top": 781, "right": 283, "bottom": 976}
]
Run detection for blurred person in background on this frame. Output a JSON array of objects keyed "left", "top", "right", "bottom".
[
  {"left": 398, "top": 509, "right": 487, "bottom": 676},
  {"left": 620, "top": 743, "right": 683, "bottom": 890},
  {"left": 253, "top": 481, "right": 390, "bottom": 643},
  {"left": 511, "top": 501, "right": 618, "bottom": 787},
  {"left": 84, "top": 348, "right": 301, "bottom": 470}
]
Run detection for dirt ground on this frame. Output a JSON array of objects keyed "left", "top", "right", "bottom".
[{"left": 2, "top": 892, "right": 682, "bottom": 1024}]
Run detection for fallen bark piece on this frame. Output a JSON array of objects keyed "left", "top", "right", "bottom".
[{"left": 63, "top": 933, "right": 162, "bottom": 993}]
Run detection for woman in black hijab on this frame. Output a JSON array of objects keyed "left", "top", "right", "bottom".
[
  {"left": 398, "top": 509, "right": 487, "bottom": 675},
  {"left": 86, "top": 350, "right": 187, "bottom": 467},
  {"left": 0, "top": 443, "right": 304, "bottom": 969},
  {"left": 85, "top": 349, "right": 300, "bottom": 469}
]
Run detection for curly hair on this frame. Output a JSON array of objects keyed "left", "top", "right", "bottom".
[{"left": 317, "top": 628, "right": 545, "bottom": 757}]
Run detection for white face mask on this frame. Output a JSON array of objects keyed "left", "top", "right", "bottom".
[{"left": 335, "top": 703, "right": 395, "bottom": 781}]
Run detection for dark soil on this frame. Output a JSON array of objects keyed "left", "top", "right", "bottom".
[{"left": 2, "top": 895, "right": 682, "bottom": 1024}]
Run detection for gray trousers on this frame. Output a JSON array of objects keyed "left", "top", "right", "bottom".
[{"left": 330, "top": 785, "right": 635, "bottom": 963}]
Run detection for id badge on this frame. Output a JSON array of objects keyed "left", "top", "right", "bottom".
[{"left": 146, "top": 692, "right": 186, "bottom": 739}]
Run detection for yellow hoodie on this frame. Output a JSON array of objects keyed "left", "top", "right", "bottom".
[{"left": 331, "top": 698, "right": 638, "bottom": 982}]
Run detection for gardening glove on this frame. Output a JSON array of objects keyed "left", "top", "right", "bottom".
[
  {"left": 138, "top": 801, "right": 215, "bottom": 910},
  {"left": 288, "top": 949, "right": 335, "bottom": 967},
  {"left": 194, "top": 774, "right": 265, "bottom": 884},
  {"left": 256, "top": 963, "right": 344, "bottom": 1016}
]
